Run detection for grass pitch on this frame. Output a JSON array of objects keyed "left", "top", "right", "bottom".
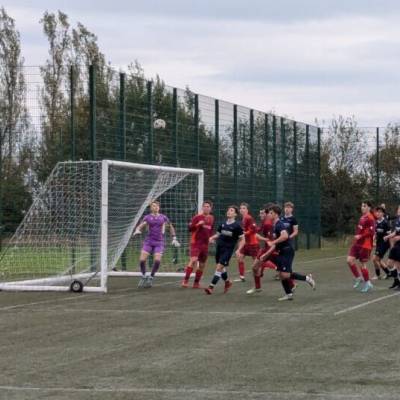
[{"left": 1, "top": 244, "right": 399, "bottom": 400}]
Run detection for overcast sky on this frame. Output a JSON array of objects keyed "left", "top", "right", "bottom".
[{"left": 5, "top": 0, "right": 400, "bottom": 126}]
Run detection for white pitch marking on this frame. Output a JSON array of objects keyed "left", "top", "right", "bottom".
[
  {"left": 0, "top": 385, "right": 385, "bottom": 399},
  {"left": 334, "top": 292, "right": 400, "bottom": 316}
]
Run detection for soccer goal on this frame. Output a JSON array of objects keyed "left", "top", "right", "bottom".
[{"left": 0, "top": 160, "right": 204, "bottom": 293}]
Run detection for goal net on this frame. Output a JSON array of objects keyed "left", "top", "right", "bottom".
[{"left": 0, "top": 160, "right": 204, "bottom": 292}]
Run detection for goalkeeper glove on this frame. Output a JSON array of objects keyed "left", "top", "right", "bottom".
[
  {"left": 133, "top": 228, "right": 142, "bottom": 236},
  {"left": 171, "top": 237, "right": 181, "bottom": 247}
]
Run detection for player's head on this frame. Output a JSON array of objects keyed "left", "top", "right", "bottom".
[
  {"left": 227, "top": 205, "right": 239, "bottom": 219},
  {"left": 202, "top": 200, "right": 213, "bottom": 215},
  {"left": 150, "top": 200, "right": 160, "bottom": 213},
  {"left": 239, "top": 202, "right": 249, "bottom": 216},
  {"left": 259, "top": 208, "right": 266, "bottom": 221},
  {"left": 361, "top": 201, "right": 372, "bottom": 214},
  {"left": 374, "top": 206, "right": 385, "bottom": 219},
  {"left": 267, "top": 204, "right": 282, "bottom": 220},
  {"left": 284, "top": 201, "right": 294, "bottom": 216},
  {"left": 262, "top": 202, "right": 274, "bottom": 220}
]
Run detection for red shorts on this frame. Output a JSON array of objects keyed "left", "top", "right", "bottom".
[
  {"left": 190, "top": 244, "right": 209, "bottom": 263},
  {"left": 239, "top": 244, "right": 259, "bottom": 258},
  {"left": 349, "top": 244, "right": 371, "bottom": 263}
]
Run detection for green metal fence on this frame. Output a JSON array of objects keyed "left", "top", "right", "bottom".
[{"left": 1, "top": 64, "right": 322, "bottom": 249}]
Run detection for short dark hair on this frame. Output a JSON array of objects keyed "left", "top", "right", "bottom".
[
  {"left": 375, "top": 206, "right": 385, "bottom": 213},
  {"left": 228, "top": 205, "right": 239, "bottom": 215},
  {"left": 362, "top": 201, "right": 372, "bottom": 208},
  {"left": 262, "top": 202, "right": 274, "bottom": 211},
  {"left": 267, "top": 204, "right": 282, "bottom": 216},
  {"left": 240, "top": 202, "right": 249, "bottom": 209},
  {"left": 203, "top": 200, "right": 213, "bottom": 207}
]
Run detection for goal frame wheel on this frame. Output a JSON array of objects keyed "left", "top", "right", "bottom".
[{"left": 70, "top": 280, "right": 83, "bottom": 293}]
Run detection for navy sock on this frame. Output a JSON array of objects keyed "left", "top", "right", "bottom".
[
  {"left": 221, "top": 271, "right": 228, "bottom": 281},
  {"left": 151, "top": 260, "right": 161, "bottom": 277},
  {"left": 290, "top": 272, "right": 306, "bottom": 281},
  {"left": 140, "top": 260, "right": 146, "bottom": 276},
  {"left": 281, "top": 279, "right": 292, "bottom": 294},
  {"left": 211, "top": 272, "right": 221, "bottom": 286}
]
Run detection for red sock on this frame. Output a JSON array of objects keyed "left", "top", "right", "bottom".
[
  {"left": 254, "top": 275, "right": 261, "bottom": 289},
  {"left": 361, "top": 268, "right": 369, "bottom": 282},
  {"left": 289, "top": 279, "right": 295, "bottom": 289},
  {"left": 239, "top": 262, "right": 245, "bottom": 277},
  {"left": 194, "top": 269, "right": 203, "bottom": 283},
  {"left": 184, "top": 266, "right": 193, "bottom": 280},
  {"left": 349, "top": 263, "right": 360, "bottom": 278},
  {"left": 264, "top": 260, "right": 276, "bottom": 270}
]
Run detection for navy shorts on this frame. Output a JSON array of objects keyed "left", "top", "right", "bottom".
[
  {"left": 215, "top": 245, "right": 235, "bottom": 267},
  {"left": 388, "top": 246, "right": 400, "bottom": 262},
  {"left": 375, "top": 242, "right": 390, "bottom": 259},
  {"left": 276, "top": 247, "right": 295, "bottom": 273}
]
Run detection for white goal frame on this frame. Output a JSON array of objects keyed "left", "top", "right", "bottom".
[{"left": 0, "top": 160, "right": 204, "bottom": 293}]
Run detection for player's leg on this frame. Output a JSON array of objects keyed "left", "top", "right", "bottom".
[
  {"left": 205, "top": 247, "right": 233, "bottom": 294},
  {"left": 236, "top": 249, "right": 246, "bottom": 282},
  {"left": 388, "top": 246, "right": 400, "bottom": 289},
  {"left": 138, "top": 249, "right": 150, "bottom": 287},
  {"left": 347, "top": 248, "right": 362, "bottom": 288},
  {"left": 247, "top": 258, "right": 263, "bottom": 295},
  {"left": 193, "top": 248, "right": 208, "bottom": 288},
  {"left": 359, "top": 258, "right": 373, "bottom": 292},
  {"left": 278, "top": 270, "right": 293, "bottom": 301},
  {"left": 182, "top": 254, "right": 199, "bottom": 288},
  {"left": 372, "top": 253, "right": 382, "bottom": 280}
]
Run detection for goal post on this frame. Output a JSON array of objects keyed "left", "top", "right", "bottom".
[{"left": 0, "top": 160, "right": 204, "bottom": 293}]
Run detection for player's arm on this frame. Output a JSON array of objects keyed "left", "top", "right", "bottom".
[
  {"left": 133, "top": 221, "right": 147, "bottom": 235},
  {"left": 209, "top": 232, "right": 219, "bottom": 243},
  {"left": 259, "top": 243, "right": 276, "bottom": 261},
  {"left": 268, "top": 229, "right": 289, "bottom": 246},
  {"left": 189, "top": 215, "right": 203, "bottom": 232},
  {"left": 354, "top": 219, "right": 375, "bottom": 240},
  {"left": 290, "top": 225, "right": 299, "bottom": 239},
  {"left": 167, "top": 222, "right": 180, "bottom": 247},
  {"left": 256, "top": 233, "right": 268, "bottom": 242},
  {"left": 235, "top": 234, "right": 245, "bottom": 257}
]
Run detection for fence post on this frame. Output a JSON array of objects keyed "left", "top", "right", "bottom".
[
  {"left": 280, "top": 117, "right": 286, "bottom": 204},
  {"left": 376, "top": 127, "right": 380, "bottom": 204},
  {"left": 250, "top": 109, "right": 255, "bottom": 203},
  {"left": 89, "top": 65, "right": 96, "bottom": 160},
  {"left": 264, "top": 114, "right": 270, "bottom": 197},
  {"left": 272, "top": 115, "right": 277, "bottom": 202},
  {"left": 119, "top": 72, "right": 126, "bottom": 161},
  {"left": 172, "top": 88, "right": 178, "bottom": 165},
  {"left": 194, "top": 94, "right": 200, "bottom": 167},
  {"left": 69, "top": 66, "right": 76, "bottom": 161},
  {"left": 233, "top": 105, "right": 238, "bottom": 203},
  {"left": 146, "top": 81, "right": 154, "bottom": 164},
  {"left": 215, "top": 100, "right": 220, "bottom": 216},
  {"left": 305, "top": 124, "right": 310, "bottom": 250},
  {"left": 317, "top": 127, "right": 322, "bottom": 249},
  {"left": 293, "top": 121, "right": 298, "bottom": 250}
]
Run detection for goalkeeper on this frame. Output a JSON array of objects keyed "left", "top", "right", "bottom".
[{"left": 134, "top": 200, "right": 180, "bottom": 288}]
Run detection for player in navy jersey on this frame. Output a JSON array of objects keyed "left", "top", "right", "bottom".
[
  {"left": 384, "top": 205, "right": 400, "bottom": 289},
  {"left": 267, "top": 204, "right": 315, "bottom": 301},
  {"left": 204, "top": 206, "right": 245, "bottom": 295},
  {"left": 281, "top": 202, "right": 299, "bottom": 248},
  {"left": 372, "top": 206, "right": 391, "bottom": 279}
]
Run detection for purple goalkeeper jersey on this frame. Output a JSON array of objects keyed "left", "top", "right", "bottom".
[{"left": 143, "top": 213, "right": 169, "bottom": 243}]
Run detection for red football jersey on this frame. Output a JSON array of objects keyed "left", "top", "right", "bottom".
[
  {"left": 189, "top": 214, "right": 214, "bottom": 246},
  {"left": 355, "top": 212, "right": 375, "bottom": 250},
  {"left": 242, "top": 214, "right": 259, "bottom": 246},
  {"left": 259, "top": 220, "right": 273, "bottom": 249}
]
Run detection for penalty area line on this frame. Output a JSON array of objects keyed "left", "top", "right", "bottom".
[{"left": 334, "top": 291, "right": 400, "bottom": 316}]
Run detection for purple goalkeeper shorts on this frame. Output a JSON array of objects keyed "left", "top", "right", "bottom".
[{"left": 142, "top": 240, "right": 165, "bottom": 255}]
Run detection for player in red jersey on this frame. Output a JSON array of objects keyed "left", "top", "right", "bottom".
[
  {"left": 235, "top": 203, "right": 259, "bottom": 282},
  {"left": 181, "top": 201, "right": 214, "bottom": 288},
  {"left": 246, "top": 204, "right": 278, "bottom": 294},
  {"left": 347, "top": 201, "right": 376, "bottom": 292}
]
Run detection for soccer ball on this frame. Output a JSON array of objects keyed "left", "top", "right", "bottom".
[{"left": 153, "top": 118, "right": 166, "bottom": 129}]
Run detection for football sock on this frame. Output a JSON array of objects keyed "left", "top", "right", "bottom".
[
  {"left": 382, "top": 267, "right": 389, "bottom": 274},
  {"left": 361, "top": 267, "right": 369, "bottom": 282},
  {"left": 254, "top": 275, "right": 261, "bottom": 289},
  {"left": 221, "top": 271, "right": 228, "bottom": 281},
  {"left": 239, "top": 261, "right": 245, "bottom": 277},
  {"left": 374, "top": 267, "right": 380, "bottom": 276},
  {"left": 194, "top": 269, "right": 203, "bottom": 283},
  {"left": 290, "top": 272, "right": 306, "bottom": 281},
  {"left": 289, "top": 279, "right": 295, "bottom": 288},
  {"left": 349, "top": 263, "right": 360, "bottom": 278},
  {"left": 139, "top": 260, "right": 146, "bottom": 276},
  {"left": 281, "top": 279, "right": 292, "bottom": 294},
  {"left": 211, "top": 271, "right": 222, "bottom": 286},
  {"left": 151, "top": 260, "right": 161, "bottom": 277},
  {"left": 184, "top": 266, "right": 193, "bottom": 281}
]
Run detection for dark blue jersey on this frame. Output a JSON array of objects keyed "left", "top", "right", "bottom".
[
  {"left": 217, "top": 220, "right": 244, "bottom": 249},
  {"left": 375, "top": 218, "right": 391, "bottom": 245},
  {"left": 393, "top": 217, "right": 400, "bottom": 247},
  {"left": 280, "top": 215, "right": 298, "bottom": 236},
  {"left": 273, "top": 220, "right": 292, "bottom": 251}
]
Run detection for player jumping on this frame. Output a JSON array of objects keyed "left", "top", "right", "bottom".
[
  {"left": 347, "top": 201, "right": 375, "bottom": 292},
  {"left": 204, "top": 206, "right": 245, "bottom": 295},
  {"left": 236, "top": 202, "right": 259, "bottom": 282},
  {"left": 372, "top": 206, "right": 391, "bottom": 279},
  {"left": 134, "top": 200, "right": 180, "bottom": 288},
  {"left": 267, "top": 204, "right": 315, "bottom": 301},
  {"left": 181, "top": 201, "right": 215, "bottom": 289}
]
